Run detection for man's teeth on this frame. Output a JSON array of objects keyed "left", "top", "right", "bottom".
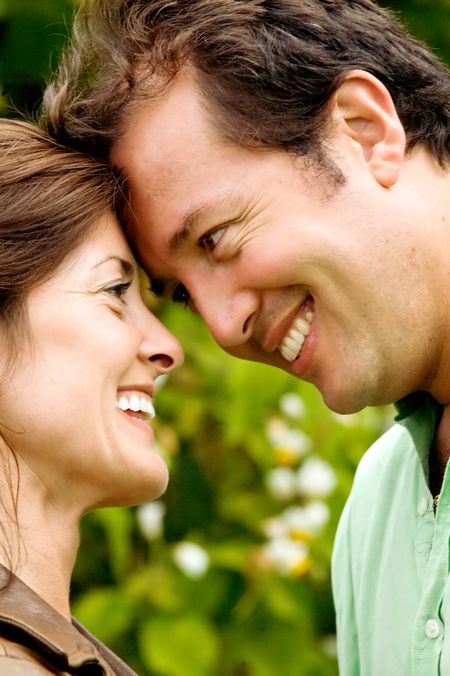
[
  {"left": 116, "top": 394, "right": 155, "bottom": 419},
  {"left": 278, "top": 311, "right": 314, "bottom": 362}
]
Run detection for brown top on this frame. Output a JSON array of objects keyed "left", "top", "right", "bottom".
[{"left": 0, "top": 565, "right": 137, "bottom": 675}]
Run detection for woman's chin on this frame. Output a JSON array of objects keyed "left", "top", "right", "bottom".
[{"left": 86, "top": 465, "right": 169, "bottom": 510}]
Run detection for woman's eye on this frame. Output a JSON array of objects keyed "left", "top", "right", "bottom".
[
  {"left": 105, "top": 280, "right": 132, "bottom": 302},
  {"left": 172, "top": 283, "right": 191, "bottom": 307},
  {"left": 199, "top": 227, "right": 225, "bottom": 252}
]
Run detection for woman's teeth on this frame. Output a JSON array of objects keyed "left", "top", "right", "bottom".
[
  {"left": 116, "top": 394, "right": 155, "bottom": 419},
  {"left": 278, "top": 311, "right": 314, "bottom": 362}
]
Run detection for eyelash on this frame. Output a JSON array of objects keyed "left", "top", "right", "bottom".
[{"left": 105, "top": 280, "right": 132, "bottom": 302}]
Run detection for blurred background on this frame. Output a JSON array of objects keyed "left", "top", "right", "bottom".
[{"left": 1, "top": 1, "right": 449, "bottom": 674}]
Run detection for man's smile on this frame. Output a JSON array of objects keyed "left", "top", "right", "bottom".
[{"left": 278, "top": 298, "right": 315, "bottom": 363}]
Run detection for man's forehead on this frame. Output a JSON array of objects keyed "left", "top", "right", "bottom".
[{"left": 113, "top": 69, "right": 216, "bottom": 166}]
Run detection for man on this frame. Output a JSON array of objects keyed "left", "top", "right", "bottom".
[{"left": 43, "top": 1, "right": 450, "bottom": 673}]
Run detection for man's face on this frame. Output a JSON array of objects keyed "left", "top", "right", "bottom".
[{"left": 113, "top": 71, "right": 441, "bottom": 413}]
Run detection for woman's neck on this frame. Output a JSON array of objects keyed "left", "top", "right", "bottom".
[{"left": 0, "top": 464, "right": 82, "bottom": 621}]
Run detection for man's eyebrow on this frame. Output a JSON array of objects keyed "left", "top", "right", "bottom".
[
  {"left": 94, "top": 256, "right": 134, "bottom": 276},
  {"left": 168, "top": 203, "right": 210, "bottom": 252},
  {"left": 168, "top": 192, "right": 241, "bottom": 252}
]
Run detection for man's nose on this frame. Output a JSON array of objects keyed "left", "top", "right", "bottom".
[{"left": 193, "top": 285, "right": 258, "bottom": 348}]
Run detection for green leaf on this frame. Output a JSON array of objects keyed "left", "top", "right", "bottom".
[
  {"left": 73, "top": 587, "right": 134, "bottom": 644},
  {"left": 139, "top": 614, "right": 219, "bottom": 676},
  {"left": 93, "top": 507, "right": 134, "bottom": 581}
]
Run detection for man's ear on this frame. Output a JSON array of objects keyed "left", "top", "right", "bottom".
[{"left": 332, "top": 70, "right": 406, "bottom": 187}]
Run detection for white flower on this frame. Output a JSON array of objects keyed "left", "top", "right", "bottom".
[
  {"left": 321, "top": 635, "right": 338, "bottom": 658},
  {"left": 266, "top": 419, "right": 312, "bottom": 458},
  {"left": 173, "top": 542, "right": 210, "bottom": 579},
  {"left": 279, "top": 393, "right": 305, "bottom": 420},
  {"left": 155, "top": 374, "right": 169, "bottom": 389},
  {"left": 281, "top": 505, "right": 310, "bottom": 535},
  {"left": 261, "top": 517, "right": 288, "bottom": 539},
  {"left": 136, "top": 501, "right": 166, "bottom": 541},
  {"left": 266, "top": 467, "right": 297, "bottom": 500},
  {"left": 304, "top": 501, "right": 330, "bottom": 532},
  {"left": 281, "top": 501, "right": 330, "bottom": 537},
  {"left": 296, "top": 457, "right": 337, "bottom": 498},
  {"left": 262, "top": 536, "right": 309, "bottom": 576}
]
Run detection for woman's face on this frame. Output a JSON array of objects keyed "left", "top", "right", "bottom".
[{"left": 0, "top": 213, "right": 183, "bottom": 512}]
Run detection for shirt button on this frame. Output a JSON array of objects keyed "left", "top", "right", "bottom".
[
  {"left": 417, "top": 497, "right": 429, "bottom": 516},
  {"left": 425, "top": 618, "right": 441, "bottom": 639}
]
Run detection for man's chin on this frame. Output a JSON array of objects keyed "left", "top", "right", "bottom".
[
  {"left": 228, "top": 348, "right": 388, "bottom": 413},
  {"left": 318, "top": 381, "right": 375, "bottom": 415}
]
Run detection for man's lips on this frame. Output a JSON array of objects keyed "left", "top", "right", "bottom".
[
  {"left": 262, "top": 296, "right": 314, "bottom": 353},
  {"left": 278, "top": 311, "right": 313, "bottom": 362}
]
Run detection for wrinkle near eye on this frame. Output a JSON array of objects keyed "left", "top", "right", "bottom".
[{"left": 219, "top": 198, "right": 272, "bottom": 258}]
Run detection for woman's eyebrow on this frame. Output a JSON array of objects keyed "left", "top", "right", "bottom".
[{"left": 94, "top": 256, "right": 134, "bottom": 276}]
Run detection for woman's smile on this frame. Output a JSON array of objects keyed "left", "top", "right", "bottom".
[{"left": 116, "top": 389, "right": 156, "bottom": 430}]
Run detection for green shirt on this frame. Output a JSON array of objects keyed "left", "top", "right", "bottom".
[{"left": 332, "top": 393, "right": 449, "bottom": 676}]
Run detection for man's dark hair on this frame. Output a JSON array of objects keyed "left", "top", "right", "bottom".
[{"left": 44, "top": 0, "right": 450, "bottom": 166}]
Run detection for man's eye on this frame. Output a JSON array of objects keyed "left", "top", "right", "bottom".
[
  {"left": 199, "top": 227, "right": 225, "bottom": 252},
  {"left": 151, "top": 278, "right": 165, "bottom": 298},
  {"left": 105, "top": 280, "right": 132, "bottom": 301},
  {"left": 172, "top": 283, "right": 191, "bottom": 307}
]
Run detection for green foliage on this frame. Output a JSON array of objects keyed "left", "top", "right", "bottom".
[
  {"left": 0, "top": 0, "right": 76, "bottom": 116},
  {"left": 139, "top": 614, "right": 220, "bottom": 676},
  {"left": 74, "top": 586, "right": 136, "bottom": 645},
  {"left": 380, "top": 0, "right": 450, "bottom": 63},
  {"left": 1, "top": 2, "right": 448, "bottom": 674}
]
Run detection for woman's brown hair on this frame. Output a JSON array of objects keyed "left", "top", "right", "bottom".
[{"left": 0, "top": 118, "right": 123, "bottom": 362}]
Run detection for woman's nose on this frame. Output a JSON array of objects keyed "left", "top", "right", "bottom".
[{"left": 139, "top": 316, "right": 184, "bottom": 374}]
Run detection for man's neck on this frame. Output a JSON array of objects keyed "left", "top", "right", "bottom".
[{"left": 430, "top": 404, "right": 450, "bottom": 498}]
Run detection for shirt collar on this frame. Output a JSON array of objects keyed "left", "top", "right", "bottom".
[
  {"left": 0, "top": 564, "right": 107, "bottom": 673},
  {"left": 394, "top": 391, "right": 443, "bottom": 476},
  {"left": 394, "top": 391, "right": 443, "bottom": 422}
]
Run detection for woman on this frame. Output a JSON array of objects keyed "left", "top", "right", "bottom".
[{"left": 0, "top": 118, "right": 183, "bottom": 674}]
